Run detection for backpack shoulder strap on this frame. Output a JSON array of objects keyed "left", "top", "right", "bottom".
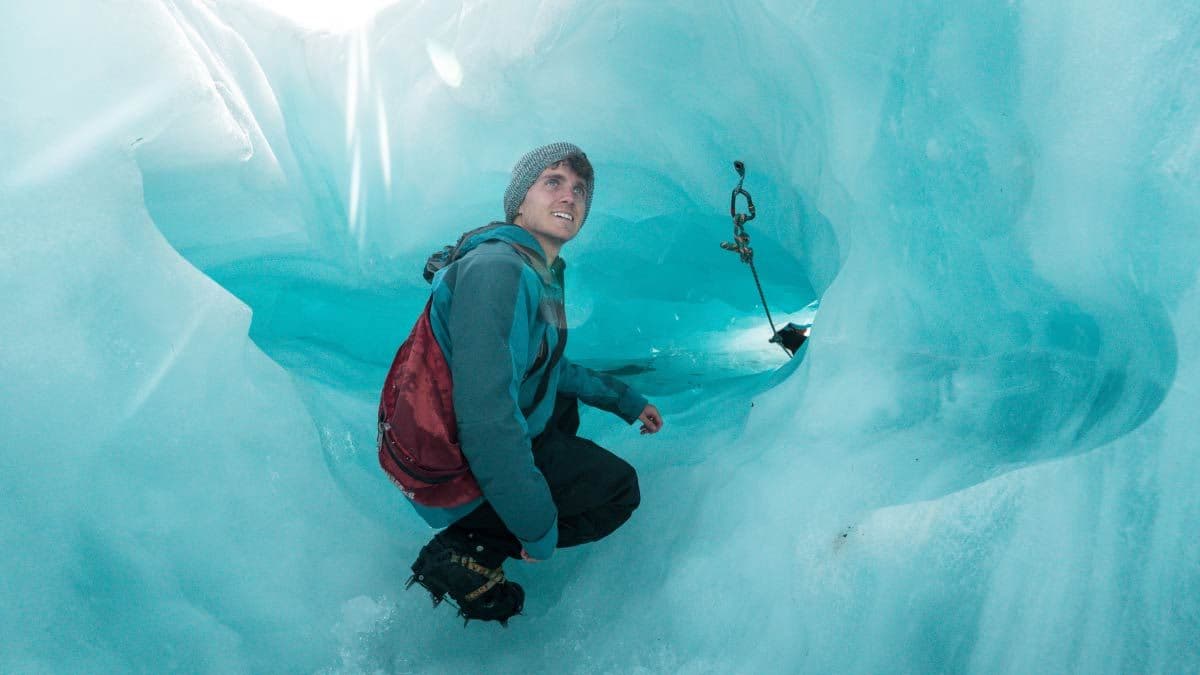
[
  {"left": 528, "top": 326, "right": 567, "bottom": 413},
  {"left": 423, "top": 222, "right": 511, "bottom": 283}
]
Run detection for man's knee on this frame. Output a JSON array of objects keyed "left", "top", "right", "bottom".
[
  {"left": 553, "top": 452, "right": 640, "bottom": 548},
  {"left": 610, "top": 456, "right": 640, "bottom": 513}
]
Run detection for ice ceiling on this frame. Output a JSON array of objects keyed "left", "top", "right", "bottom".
[{"left": 2, "top": 0, "right": 1198, "bottom": 672}]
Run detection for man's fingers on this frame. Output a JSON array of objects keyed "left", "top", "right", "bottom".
[{"left": 637, "top": 404, "right": 663, "bottom": 435}]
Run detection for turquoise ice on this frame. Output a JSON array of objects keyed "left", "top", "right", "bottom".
[{"left": 2, "top": 1, "right": 1198, "bottom": 672}]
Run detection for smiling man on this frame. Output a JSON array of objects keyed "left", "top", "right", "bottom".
[
  {"left": 405, "top": 142, "right": 663, "bottom": 624},
  {"left": 507, "top": 156, "right": 585, "bottom": 261}
]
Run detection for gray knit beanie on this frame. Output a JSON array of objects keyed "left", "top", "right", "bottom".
[{"left": 504, "top": 142, "right": 594, "bottom": 225}]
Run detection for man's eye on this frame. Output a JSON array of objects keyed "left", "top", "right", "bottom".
[
  {"left": 546, "top": 178, "right": 559, "bottom": 187},
  {"left": 573, "top": 186, "right": 586, "bottom": 197}
]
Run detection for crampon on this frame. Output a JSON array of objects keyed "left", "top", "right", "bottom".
[{"left": 407, "top": 532, "right": 525, "bottom": 626}]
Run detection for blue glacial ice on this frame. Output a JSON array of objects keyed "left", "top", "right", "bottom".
[{"left": 2, "top": 0, "right": 1198, "bottom": 672}]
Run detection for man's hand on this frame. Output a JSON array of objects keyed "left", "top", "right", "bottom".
[
  {"left": 520, "top": 548, "right": 540, "bottom": 563},
  {"left": 637, "top": 404, "right": 663, "bottom": 435}
]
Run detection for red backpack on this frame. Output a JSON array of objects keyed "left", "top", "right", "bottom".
[{"left": 378, "top": 227, "right": 565, "bottom": 507}]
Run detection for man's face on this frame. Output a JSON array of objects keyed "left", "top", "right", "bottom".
[{"left": 513, "top": 161, "right": 588, "bottom": 254}]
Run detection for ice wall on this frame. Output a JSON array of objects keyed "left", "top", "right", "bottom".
[{"left": 2, "top": 0, "right": 1198, "bottom": 672}]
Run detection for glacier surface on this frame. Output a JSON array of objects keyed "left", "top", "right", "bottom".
[{"left": 2, "top": 0, "right": 1198, "bottom": 672}]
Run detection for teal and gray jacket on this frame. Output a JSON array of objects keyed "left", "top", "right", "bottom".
[{"left": 411, "top": 225, "right": 648, "bottom": 560}]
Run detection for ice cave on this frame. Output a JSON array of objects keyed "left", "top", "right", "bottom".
[{"left": 2, "top": 0, "right": 1198, "bottom": 672}]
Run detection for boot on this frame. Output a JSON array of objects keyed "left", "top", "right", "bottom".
[{"left": 408, "top": 530, "right": 525, "bottom": 625}]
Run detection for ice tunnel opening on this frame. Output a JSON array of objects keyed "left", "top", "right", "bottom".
[{"left": 132, "top": 186, "right": 828, "bottom": 540}]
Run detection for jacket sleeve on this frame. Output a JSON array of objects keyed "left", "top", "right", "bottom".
[
  {"left": 447, "top": 251, "right": 558, "bottom": 559},
  {"left": 556, "top": 356, "right": 649, "bottom": 424}
]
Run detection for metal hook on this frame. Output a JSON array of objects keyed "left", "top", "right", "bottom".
[{"left": 729, "top": 161, "right": 756, "bottom": 224}]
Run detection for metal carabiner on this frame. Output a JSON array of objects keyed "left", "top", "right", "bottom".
[{"left": 729, "top": 160, "right": 756, "bottom": 225}]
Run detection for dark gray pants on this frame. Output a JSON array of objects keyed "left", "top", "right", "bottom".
[{"left": 447, "top": 396, "right": 640, "bottom": 561}]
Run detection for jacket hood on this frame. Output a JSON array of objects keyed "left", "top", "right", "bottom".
[{"left": 457, "top": 223, "right": 565, "bottom": 276}]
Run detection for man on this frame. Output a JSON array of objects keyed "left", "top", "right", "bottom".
[{"left": 407, "top": 142, "right": 663, "bottom": 624}]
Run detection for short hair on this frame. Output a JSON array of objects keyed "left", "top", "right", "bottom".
[{"left": 555, "top": 154, "right": 593, "bottom": 188}]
